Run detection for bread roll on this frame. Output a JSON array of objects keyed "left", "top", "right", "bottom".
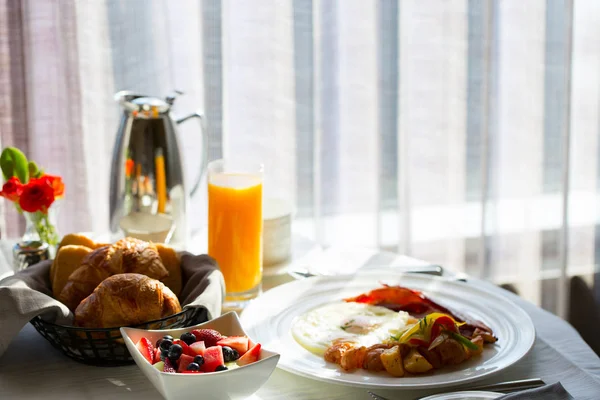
[
  {"left": 51, "top": 245, "right": 93, "bottom": 298},
  {"left": 74, "top": 273, "right": 182, "bottom": 328},
  {"left": 59, "top": 237, "right": 169, "bottom": 311},
  {"left": 58, "top": 233, "right": 97, "bottom": 250},
  {"left": 155, "top": 243, "right": 182, "bottom": 297}
]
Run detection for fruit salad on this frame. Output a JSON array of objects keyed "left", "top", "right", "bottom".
[{"left": 135, "top": 328, "right": 262, "bottom": 374}]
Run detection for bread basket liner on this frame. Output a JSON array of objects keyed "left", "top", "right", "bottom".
[{"left": 0, "top": 252, "right": 225, "bottom": 358}]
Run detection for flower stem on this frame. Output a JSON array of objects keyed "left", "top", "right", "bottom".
[{"left": 30, "top": 210, "right": 59, "bottom": 246}]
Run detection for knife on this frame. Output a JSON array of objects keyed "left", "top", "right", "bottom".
[
  {"left": 468, "top": 378, "right": 546, "bottom": 393},
  {"left": 290, "top": 264, "right": 445, "bottom": 279}
]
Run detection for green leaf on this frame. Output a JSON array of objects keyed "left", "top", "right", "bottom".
[
  {"left": 0, "top": 147, "right": 29, "bottom": 183},
  {"left": 28, "top": 161, "right": 43, "bottom": 178}
]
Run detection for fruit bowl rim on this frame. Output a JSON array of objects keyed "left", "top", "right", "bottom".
[{"left": 120, "top": 311, "right": 281, "bottom": 376}]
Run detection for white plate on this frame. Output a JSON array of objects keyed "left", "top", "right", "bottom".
[
  {"left": 240, "top": 271, "right": 535, "bottom": 390},
  {"left": 420, "top": 391, "right": 502, "bottom": 399}
]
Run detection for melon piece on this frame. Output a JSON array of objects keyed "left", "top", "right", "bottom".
[
  {"left": 189, "top": 341, "right": 206, "bottom": 356},
  {"left": 177, "top": 354, "right": 196, "bottom": 373},
  {"left": 217, "top": 336, "right": 249, "bottom": 356},
  {"left": 153, "top": 361, "right": 165, "bottom": 371},
  {"left": 202, "top": 346, "right": 225, "bottom": 372},
  {"left": 237, "top": 343, "right": 261, "bottom": 366}
]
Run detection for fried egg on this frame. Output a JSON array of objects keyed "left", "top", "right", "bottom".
[{"left": 291, "top": 302, "right": 410, "bottom": 356}]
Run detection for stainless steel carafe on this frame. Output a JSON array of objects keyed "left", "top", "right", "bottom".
[{"left": 109, "top": 91, "right": 207, "bottom": 249}]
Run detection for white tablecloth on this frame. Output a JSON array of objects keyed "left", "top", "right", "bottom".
[{"left": 1, "top": 242, "right": 599, "bottom": 400}]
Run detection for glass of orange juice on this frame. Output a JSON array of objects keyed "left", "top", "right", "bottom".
[{"left": 207, "top": 159, "right": 263, "bottom": 306}]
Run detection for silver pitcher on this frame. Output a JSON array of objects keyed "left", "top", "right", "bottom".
[{"left": 109, "top": 91, "right": 207, "bottom": 249}]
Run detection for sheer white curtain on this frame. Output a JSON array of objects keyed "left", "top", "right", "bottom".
[{"left": 1, "top": 0, "right": 599, "bottom": 317}]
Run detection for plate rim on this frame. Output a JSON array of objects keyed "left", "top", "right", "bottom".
[{"left": 241, "top": 270, "right": 536, "bottom": 390}]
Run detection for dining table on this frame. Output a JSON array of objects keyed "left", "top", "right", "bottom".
[{"left": 1, "top": 236, "right": 600, "bottom": 400}]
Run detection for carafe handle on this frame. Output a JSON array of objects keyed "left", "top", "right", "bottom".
[{"left": 176, "top": 111, "right": 207, "bottom": 197}]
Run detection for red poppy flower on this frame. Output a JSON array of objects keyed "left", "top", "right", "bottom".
[
  {"left": 40, "top": 174, "right": 65, "bottom": 198},
  {"left": 0, "top": 177, "right": 24, "bottom": 202},
  {"left": 19, "top": 178, "right": 55, "bottom": 213}
]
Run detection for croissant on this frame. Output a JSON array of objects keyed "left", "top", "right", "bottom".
[
  {"left": 59, "top": 237, "right": 169, "bottom": 311},
  {"left": 74, "top": 273, "right": 182, "bottom": 329}
]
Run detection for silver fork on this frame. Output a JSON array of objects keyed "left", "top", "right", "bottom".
[{"left": 368, "top": 377, "right": 546, "bottom": 399}]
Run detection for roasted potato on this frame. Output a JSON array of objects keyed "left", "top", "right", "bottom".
[
  {"left": 436, "top": 338, "right": 467, "bottom": 365},
  {"left": 473, "top": 328, "right": 497, "bottom": 344},
  {"left": 380, "top": 345, "right": 404, "bottom": 377},
  {"left": 417, "top": 346, "right": 443, "bottom": 369},
  {"left": 466, "top": 336, "right": 485, "bottom": 359},
  {"left": 340, "top": 346, "right": 367, "bottom": 371},
  {"left": 363, "top": 348, "right": 386, "bottom": 372},
  {"left": 324, "top": 341, "right": 355, "bottom": 365},
  {"left": 403, "top": 348, "right": 433, "bottom": 374}
]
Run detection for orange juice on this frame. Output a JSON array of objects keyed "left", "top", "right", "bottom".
[{"left": 208, "top": 173, "right": 263, "bottom": 294}]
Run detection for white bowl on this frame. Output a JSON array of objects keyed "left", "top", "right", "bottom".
[
  {"left": 119, "top": 212, "right": 175, "bottom": 243},
  {"left": 121, "top": 312, "right": 280, "bottom": 400}
]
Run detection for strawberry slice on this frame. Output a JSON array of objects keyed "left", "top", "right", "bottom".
[
  {"left": 177, "top": 354, "right": 195, "bottom": 373},
  {"left": 189, "top": 341, "right": 206, "bottom": 356},
  {"left": 163, "top": 357, "right": 176, "bottom": 373},
  {"left": 136, "top": 337, "right": 155, "bottom": 364},
  {"left": 153, "top": 347, "right": 162, "bottom": 364},
  {"left": 236, "top": 343, "right": 261, "bottom": 366},
  {"left": 191, "top": 329, "right": 224, "bottom": 347},
  {"left": 217, "top": 336, "right": 249, "bottom": 356}
]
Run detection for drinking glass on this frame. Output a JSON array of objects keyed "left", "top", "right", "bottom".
[{"left": 207, "top": 159, "right": 263, "bottom": 307}]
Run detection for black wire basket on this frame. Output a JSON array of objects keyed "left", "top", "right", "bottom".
[{"left": 30, "top": 307, "right": 209, "bottom": 366}]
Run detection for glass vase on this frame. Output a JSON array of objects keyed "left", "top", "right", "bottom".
[{"left": 22, "top": 203, "right": 60, "bottom": 257}]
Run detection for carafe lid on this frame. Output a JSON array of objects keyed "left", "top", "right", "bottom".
[{"left": 115, "top": 91, "right": 173, "bottom": 118}]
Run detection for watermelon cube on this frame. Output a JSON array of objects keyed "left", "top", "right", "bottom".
[
  {"left": 174, "top": 339, "right": 194, "bottom": 357},
  {"left": 237, "top": 343, "right": 261, "bottom": 366},
  {"left": 177, "top": 354, "right": 196, "bottom": 373},
  {"left": 217, "top": 336, "right": 249, "bottom": 356},
  {"left": 202, "top": 346, "right": 225, "bottom": 372}
]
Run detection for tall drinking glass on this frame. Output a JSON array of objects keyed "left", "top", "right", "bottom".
[{"left": 208, "top": 159, "right": 263, "bottom": 307}]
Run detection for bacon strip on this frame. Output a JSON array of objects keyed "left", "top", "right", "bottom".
[{"left": 344, "top": 284, "right": 494, "bottom": 337}]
